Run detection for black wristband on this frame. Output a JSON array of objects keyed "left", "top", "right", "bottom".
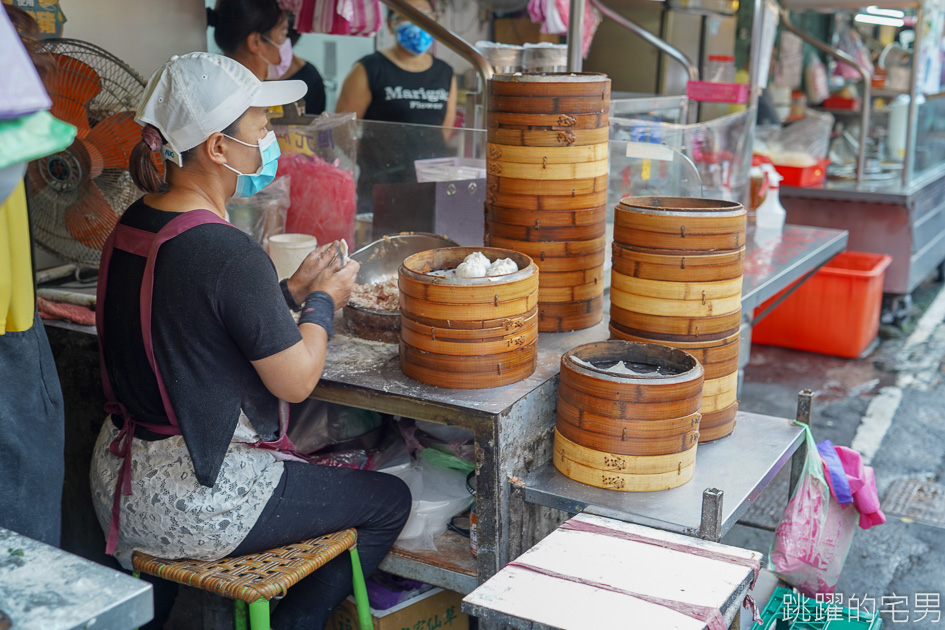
[
  {"left": 299, "top": 291, "right": 335, "bottom": 339},
  {"left": 279, "top": 278, "right": 301, "bottom": 312}
]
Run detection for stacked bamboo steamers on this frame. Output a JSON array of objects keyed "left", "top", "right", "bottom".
[
  {"left": 609, "top": 197, "right": 747, "bottom": 443},
  {"left": 484, "top": 73, "right": 610, "bottom": 333}
]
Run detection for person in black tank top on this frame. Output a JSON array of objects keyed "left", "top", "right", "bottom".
[
  {"left": 335, "top": 0, "right": 457, "bottom": 211},
  {"left": 335, "top": 0, "right": 457, "bottom": 127}
]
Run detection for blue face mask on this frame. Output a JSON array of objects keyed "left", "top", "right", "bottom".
[
  {"left": 222, "top": 130, "right": 281, "bottom": 198},
  {"left": 396, "top": 22, "right": 433, "bottom": 56}
]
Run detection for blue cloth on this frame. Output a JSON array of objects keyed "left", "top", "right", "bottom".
[{"left": 817, "top": 440, "right": 853, "bottom": 504}]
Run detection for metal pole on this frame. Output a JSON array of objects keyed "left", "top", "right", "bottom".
[
  {"left": 779, "top": 9, "right": 871, "bottom": 186},
  {"left": 748, "top": 0, "right": 765, "bottom": 112},
  {"left": 379, "top": 0, "right": 493, "bottom": 126},
  {"left": 902, "top": 5, "right": 922, "bottom": 187},
  {"left": 567, "top": 0, "right": 586, "bottom": 72},
  {"left": 588, "top": 0, "right": 698, "bottom": 83}
]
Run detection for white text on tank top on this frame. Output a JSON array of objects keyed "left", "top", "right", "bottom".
[{"left": 384, "top": 86, "right": 448, "bottom": 110}]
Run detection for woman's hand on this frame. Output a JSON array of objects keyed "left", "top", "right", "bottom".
[{"left": 286, "top": 242, "right": 359, "bottom": 308}]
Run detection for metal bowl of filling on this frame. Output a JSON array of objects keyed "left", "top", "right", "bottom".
[{"left": 344, "top": 233, "right": 458, "bottom": 343}]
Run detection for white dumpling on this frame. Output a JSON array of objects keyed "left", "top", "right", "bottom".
[
  {"left": 486, "top": 258, "right": 519, "bottom": 276},
  {"left": 456, "top": 260, "right": 487, "bottom": 278},
  {"left": 464, "top": 251, "right": 491, "bottom": 269}
]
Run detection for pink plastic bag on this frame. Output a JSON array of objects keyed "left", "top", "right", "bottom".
[{"left": 769, "top": 425, "right": 858, "bottom": 596}]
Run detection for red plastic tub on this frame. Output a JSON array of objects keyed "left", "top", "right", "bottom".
[
  {"left": 774, "top": 158, "right": 829, "bottom": 188},
  {"left": 751, "top": 251, "right": 892, "bottom": 358}
]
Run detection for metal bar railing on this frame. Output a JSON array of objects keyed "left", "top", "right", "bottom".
[
  {"left": 567, "top": 0, "right": 586, "bottom": 71},
  {"left": 590, "top": 0, "right": 699, "bottom": 84},
  {"left": 779, "top": 8, "right": 871, "bottom": 185}
]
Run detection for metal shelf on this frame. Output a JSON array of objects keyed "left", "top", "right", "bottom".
[
  {"left": 379, "top": 530, "right": 478, "bottom": 595},
  {"left": 522, "top": 411, "right": 805, "bottom": 540}
]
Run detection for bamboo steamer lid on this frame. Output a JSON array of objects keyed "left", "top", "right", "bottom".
[
  {"left": 398, "top": 247, "right": 539, "bottom": 389},
  {"left": 488, "top": 73, "right": 611, "bottom": 116},
  {"left": 614, "top": 197, "right": 747, "bottom": 253}
]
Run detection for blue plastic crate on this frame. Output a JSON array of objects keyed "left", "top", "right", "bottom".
[{"left": 751, "top": 587, "right": 883, "bottom": 629}]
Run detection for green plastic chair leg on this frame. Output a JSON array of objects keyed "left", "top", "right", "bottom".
[
  {"left": 234, "top": 599, "right": 248, "bottom": 630},
  {"left": 349, "top": 546, "right": 372, "bottom": 630},
  {"left": 248, "top": 599, "right": 269, "bottom": 630}
]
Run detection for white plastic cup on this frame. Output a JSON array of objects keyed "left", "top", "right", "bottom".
[{"left": 268, "top": 233, "right": 318, "bottom": 279}]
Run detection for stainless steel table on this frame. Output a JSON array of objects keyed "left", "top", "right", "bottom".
[{"left": 0, "top": 528, "right": 152, "bottom": 630}]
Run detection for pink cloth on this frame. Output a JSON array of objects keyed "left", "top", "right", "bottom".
[{"left": 834, "top": 446, "right": 886, "bottom": 529}]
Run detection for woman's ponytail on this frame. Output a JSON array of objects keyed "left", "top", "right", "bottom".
[{"left": 129, "top": 125, "right": 170, "bottom": 195}]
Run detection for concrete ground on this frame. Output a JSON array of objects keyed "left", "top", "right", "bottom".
[{"left": 724, "top": 274, "right": 945, "bottom": 629}]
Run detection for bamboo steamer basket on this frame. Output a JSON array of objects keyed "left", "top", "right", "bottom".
[
  {"left": 612, "top": 242, "right": 746, "bottom": 283},
  {"left": 485, "top": 213, "right": 606, "bottom": 242},
  {"left": 614, "top": 197, "right": 747, "bottom": 253},
  {"left": 487, "top": 158, "right": 608, "bottom": 181},
  {"left": 485, "top": 205, "right": 606, "bottom": 229},
  {"left": 398, "top": 247, "right": 539, "bottom": 389},
  {"left": 488, "top": 73, "right": 611, "bottom": 115},
  {"left": 485, "top": 234, "right": 606, "bottom": 261},
  {"left": 487, "top": 190, "right": 610, "bottom": 211},
  {"left": 488, "top": 174, "right": 608, "bottom": 197},
  {"left": 609, "top": 327, "right": 739, "bottom": 441},
  {"left": 488, "top": 126, "right": 610, "bottom": 148},
  {"left": 610, "top": 286, "right": 741, "bottom": 318},
  {"left": 487, "top": 112, "right": 608, "bottom": 130},
  {"left": 486, "top": 142, "right": 609, "bottom": 164},
  {"left": 609, "top": 304, "right": 742, "bottom": 342},
  {"left": 553, "top": 431, "right": 696, "bottom": 491},
  {"left": 539, "top": 296, "right": 604, "bottom": 332},
  {"left": 553, "top": 341, "right": 703, "bottom": 490}
]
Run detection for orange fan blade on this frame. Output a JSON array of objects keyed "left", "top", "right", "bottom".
[
  {"left": 64, "top": 180, "right": 117, "bottom": 250},
  {"left": 48, "top": 54, "right": 102, "bottom": 138},
  {"left": 85, "top": 112, "right": 142, "bottom": 170}
]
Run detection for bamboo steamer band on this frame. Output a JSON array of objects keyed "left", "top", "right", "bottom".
[
  {"left": 611, "top": 287, "right": 741, "bottom": 318},
  {"left": 698, "top": 402, "right": 738, "bottom": 443},
  {"left": 556, "top": 417, "right": 700, "bottom": 456},
  {"left": 609, "top": 304, "right": 742, "bottom": 340},
  {"left": 400, "top": 343, "right": 537, "bottom": 389},
  {"left": 535, "top": 281, "right": 603, "bottom": 303},
  {"left": 486, "top": 235, "right": 606, "bottom": 259},
  {"left": 553, "top": 436, "right": 696, "bottom": 491},
  {"left": 615, "top": 206, "right": 747, "bottom": 234},
  {"left": 610, "top": 272, "right": 743, "bottom": 301},
  {"left": 488, "top": 174, "right": 608, "bottom": 197},
  {"left": 554, "top": 429, "right": 698, "bottom": 473},
  {"left": 488, "top": 126, "right": 610, "bottom": 148},
  {"left": 557, "top": 378, "right": 703, "bottom": 421},
  {"left": 703, "top": 371, "right": 738, "bottom": 397},
  {"left": 485, "top": 218, "right": 607, "bottom": 242},
  {"left": 401, "top": 291, "right": 538, "bottom": 321},
  {"left": 398, "top": 269, "right": 539, "bottom": 305},
  {"left": 616, "top": 196, "right": 745, "bottom": 218},
  {"left": 612, "top": 244, "right": 746, "bottom": 283},
  {"left": 486, "top": 205, "right": 606, "bottom": 228},
  {"left": 539, "top": 306, "right": 603, "bottom": 333},
  {"left": 487, "top": 142, "right": 608, "bottom": 164},
  {"left": 488, "top": 112, "right": 608, "bottom": 131},
  {"left": 614, "top": 225, "right": 745, "bottom": 252},
  {"left": 402, "top": 306, "right": 538, "bottom": 331},
  {"left": 539, "top": 268, "right": 603, "bottom": 288},
  {"left": 612, "top": 242, "right": 746, "bottom": 268},
  {"left": 556, "top": 397, "right": 701, "bottom": 438},
  {"left": 400, "top": 339, "right": 536, "bottom": 374},
  {"left": 489, "top": 95, "right": 609, "bottom": 115},
  {"left": 487, "top": 158, "right": 608, "bottom": 181},
  {"left": 699, "top": 382, "right": 738, "bottom": 413},
  {"left": 400, "top": 322, "right": 537, "bottom": 356},
  {"left": 400, "top": 308, "right": 538, "bottom": 340},
  {"left": 487, "top": 190, "right": 610, "bottom": 211},
  {"left": 489, "top": 75, "right": 611, "bottom": 98}
]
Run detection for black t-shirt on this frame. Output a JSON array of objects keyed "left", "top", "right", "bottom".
[
  {"left": 102, "top": 200, "right": 302, "bottom": 487},
  {"left": 285, "top": 60, "right": 327, "bottom": 115},
  {"left": 360, "top": 51, "right": 453, "bottom": 125}
]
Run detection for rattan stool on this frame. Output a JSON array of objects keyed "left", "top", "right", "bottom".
[{"left": 131, "top": 528, "right": 372, "bottom": 630}]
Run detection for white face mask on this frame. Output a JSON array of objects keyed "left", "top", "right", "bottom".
[{"left": 259, "top": 35, "right": 293, "bottom": 80}]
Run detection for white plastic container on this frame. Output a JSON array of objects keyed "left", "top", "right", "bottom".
[{"left": 268, "top": 233, "right": 317, "bottom": 279}]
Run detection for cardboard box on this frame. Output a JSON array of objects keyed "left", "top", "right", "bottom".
[{"left": 325, "top": 587, "right": 469, "bottom": 630}]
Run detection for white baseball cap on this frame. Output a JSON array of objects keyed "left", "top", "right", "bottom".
[{"left": 135, "top": 52, "right": 306, "bottom": 167}]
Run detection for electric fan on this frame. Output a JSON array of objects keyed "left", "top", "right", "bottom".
[{"left": 27, "top": 38, "right": 156, "bottom": 268}]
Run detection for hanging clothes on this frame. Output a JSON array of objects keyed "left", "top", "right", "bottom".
[{"left": 526, "top": 0, "right": 602, "bottom": 58}]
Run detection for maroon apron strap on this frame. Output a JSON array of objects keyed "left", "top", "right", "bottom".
[{"left": 96, "top": 209, "right": 227, "bottom": 555}]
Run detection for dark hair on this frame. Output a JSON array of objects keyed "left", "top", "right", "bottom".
[
  {"left": 4, "top": 4, "right": 54, "bottom": 80},
  {"left": 130, "top": 116, "right": 244, "bottom": 195},
  {"left": 208, "top": 0, "right": 285, "bottom": 55}
]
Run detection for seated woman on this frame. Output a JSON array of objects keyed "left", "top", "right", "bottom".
[{"left": 89, "top": 52, "right": 409, "bottom": 629}]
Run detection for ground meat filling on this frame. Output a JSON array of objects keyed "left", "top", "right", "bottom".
[{"left": 349, "top": 279, "right": 400, "bottom": 311}]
